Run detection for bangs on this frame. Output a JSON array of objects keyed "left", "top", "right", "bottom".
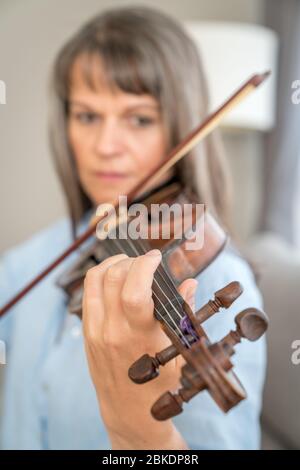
[{"left": 62, "top": 35, "right": 163, "bottom": 101}]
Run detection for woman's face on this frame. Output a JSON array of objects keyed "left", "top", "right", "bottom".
[{"left": 67, "top": 56, "right": 170, "bottom": 207}]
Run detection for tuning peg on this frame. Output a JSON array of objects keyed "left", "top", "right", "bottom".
[
  {"left": 128, "top": 343, "right": 179, "bottom": 384},
  {"left": 235, "top": 308, "right": 268, "bottom": 341},
  {"left": 151, "top": 361, "right": 207, "bottom": 420},
  {"left": 195, "top": 281, "right": 243, "bottom": 324},
  {"left": 219, "top": 308, "right": 268, "bottom": 355},
  {"left": 151, "top": 391, "right": 184, "bottom": 421}
]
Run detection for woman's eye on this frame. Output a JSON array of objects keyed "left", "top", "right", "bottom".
[
  {"left": 128, "top": 115, "right": 155, "bottom": 127},
  {"left": 74, "top": 112, "right": 98, "bottom": 124}
]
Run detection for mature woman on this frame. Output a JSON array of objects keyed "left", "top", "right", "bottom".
[{"left": 0, "top": 7, "right": 265, "bottom": 450}]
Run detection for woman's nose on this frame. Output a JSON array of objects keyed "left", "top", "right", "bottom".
[{"left": 94, "top": 119, "right": 124, "bottom": 158}]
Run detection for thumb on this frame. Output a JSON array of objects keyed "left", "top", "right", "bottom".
[{"left": 177, "top": 278, "right": 198, "bottom": 312}]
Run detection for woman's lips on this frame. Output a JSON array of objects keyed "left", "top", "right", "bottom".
[{"left": 94, "top": 171, "right": 129, "bottom": 181}]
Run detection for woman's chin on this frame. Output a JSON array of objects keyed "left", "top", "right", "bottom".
[{"left": 91, "top": 191, "right": 126, "bottom": 207}]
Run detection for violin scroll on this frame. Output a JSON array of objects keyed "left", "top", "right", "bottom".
[
  {"left": 150, "top": 307, "right": 268, "bottom": 420},
  {"left": 129, "top": 281, "right": 244, "bottom": 385},
  {"left": 128, "top": 282, "right": 268, "bottom": 420}
]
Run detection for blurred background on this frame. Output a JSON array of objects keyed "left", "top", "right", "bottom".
[{"left": 0, "top": 0, "right": 300, "bottom": 450}]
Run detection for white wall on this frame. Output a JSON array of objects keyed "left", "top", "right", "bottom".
[{"left": 0, "top": 0, "right": 265, "bottom": 253}]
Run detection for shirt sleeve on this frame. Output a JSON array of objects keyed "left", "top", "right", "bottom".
[{"left": 172, "top": 251, "right": 267, "bottom": 450}]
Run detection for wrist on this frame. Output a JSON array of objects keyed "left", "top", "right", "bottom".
[{"left": 109, "top": 421, "right": 188, "bottom": 450}]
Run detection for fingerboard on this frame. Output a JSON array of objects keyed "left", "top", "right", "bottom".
[{"left": 102, "top": 231, "right": 193, "bottom": 346}]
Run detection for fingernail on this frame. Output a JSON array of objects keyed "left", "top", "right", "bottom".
[{"left": 145, "top": 249, "right": 162, "bottom": 257}]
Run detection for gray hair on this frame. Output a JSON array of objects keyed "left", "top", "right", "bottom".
[{"left": 49, "top": 6, "right": 232, "bottom": 238}]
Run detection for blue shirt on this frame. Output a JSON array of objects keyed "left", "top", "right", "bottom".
[{"left": 0, "top": 215, "right": 266, "bottom": 450}]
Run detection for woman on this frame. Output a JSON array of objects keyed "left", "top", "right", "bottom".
[{"left": 0, "top": 6, "right": 266, "bottom": 449}]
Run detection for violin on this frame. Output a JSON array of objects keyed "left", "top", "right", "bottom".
[
  {"left": 57, "top": 178, "right": 267, "bottom": 420},
  {"left": 0, "top": 72, "right": 270, "bottom": 419}
]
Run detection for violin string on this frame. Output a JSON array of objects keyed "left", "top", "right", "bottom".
[
  {"left": 126, "top": 240, "right": 181, "bottom": 313},
  {"left": 112, "top": 231, "right": 183, "bottom": 318},
  {"left": 113, "top": 225, "right": 184, "bottom": 315},
  {"left": 111, "top": 224, "right": 182, "bottom": 312},
  {"left": 130, "top": 239, "right": 185, "bottom": 323},
  {"left": 97, "top": 212, "right": 184, "bottom": 313},
  {"left": 107, "top": 240, "right": 186, "bottom": 346},
  {"left": 133, "top": 237, "right": 183, "bottom": 312},
  {"left": 109, "top": 235, "right": 189, "bottom": 347},
  {"left": 115, "top": 223, "right": 186, "bottom": 318},
  {"left": 107, "top": 227, "right": 191, "bottom": 347}
]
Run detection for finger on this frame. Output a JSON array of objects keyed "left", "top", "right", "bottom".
[
  {"left": 103, "top": 256, "right": 136, "bottom": 326},
  {"left": 177, "top": 278, "right": 198, "bottom": 311},
  {"left": 82, "top": 253, "right": 128, "bottom": 338},
  {"left": 121, "top": 249, "right": 162, "bottom": 329}
]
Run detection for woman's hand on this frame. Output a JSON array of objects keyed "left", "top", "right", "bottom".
[{"left": 82, "top": 249, "right": 197, "bottom": 449}]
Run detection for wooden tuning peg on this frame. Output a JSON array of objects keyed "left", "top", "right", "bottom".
[
  {"left": 195, "top": 281, "right": 243, "bottom": 324},
  {"left": 128, "top": 343, "right": 179, "bottom": 384},
  {"left": 219, "top": 307, "right": 268, "bottom": 355}
]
